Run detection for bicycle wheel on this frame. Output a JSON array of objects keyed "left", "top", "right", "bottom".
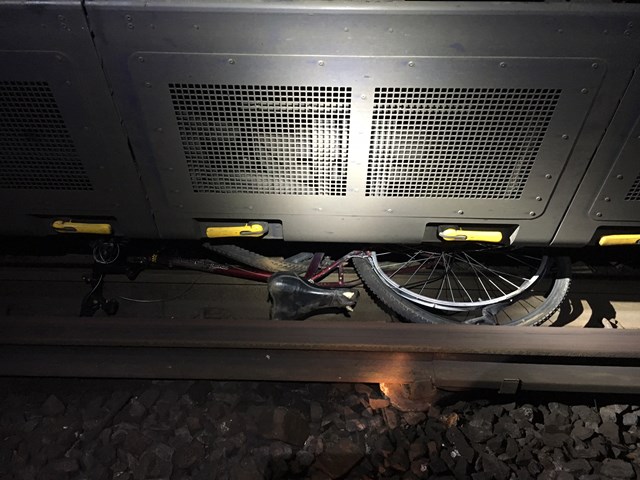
[
  {"left": 353, "top": 251, "right": 571, "bottom": 325},
  {"left": 357, "top": 247, "right": 549, "bottom": 312}
]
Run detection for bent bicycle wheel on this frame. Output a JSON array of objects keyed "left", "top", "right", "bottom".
[{"left": 353, "top": 248, "right": 571, "bottom": 326}]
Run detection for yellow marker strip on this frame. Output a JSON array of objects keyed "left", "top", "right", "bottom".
[
  {"left": 206, "top": 222, "right": 268, "bottom": 238},
  {"left": 439, "top": 228, "right": 503, "bottom": 243},
  {"left": 598, "top": 234, "right": 640, "bottom": 246},
  {"left": 52, "top": 220, "right": 112, "bottom": 235}
]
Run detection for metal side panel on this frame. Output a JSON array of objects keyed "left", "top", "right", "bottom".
[
  {"left": 0, "top": 1, "right": 156, "bottom": 238},
  {"left": 86, "top": 1, "right": 640, "bottom": 243},
  {"left": 553, "top": 67, "right": 640, "bottom": 247}
]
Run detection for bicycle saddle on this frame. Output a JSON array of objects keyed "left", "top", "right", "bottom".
[{"left": 267, "top": 272, "right": 359, "bottom": 320}]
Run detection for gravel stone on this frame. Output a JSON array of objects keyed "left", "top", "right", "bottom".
[
  {"left": 599, "top": 458, "right": 635, "bottom": 478},
  {"left": 41, "top": 395, "right": 65, "bottom": 417},
  {"left": 3, "top": 379, "right": 640, "bottom": 480},
  {"left": 598, "top": 421, "right": 621, "bottom": 443},
  {"left": 315, "top": 437, "right": 364, "bottom": 478}
]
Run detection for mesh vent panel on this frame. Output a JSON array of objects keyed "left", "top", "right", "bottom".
[
  {"left": 366, "top": 87, "right": 561, "bottom": 198},
  {"left": 0, "top": 81, "right": 92, "bottom": 190},
  {"left": 625, "top": 174, "right": 640, "bottom": 201},
  {"left": 170, "top": 84, "right": 351, "bottom": 195}
]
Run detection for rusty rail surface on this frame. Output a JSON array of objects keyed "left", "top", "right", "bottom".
[{"left": 1, "top": 316, "right": 640, "bottom": 395}]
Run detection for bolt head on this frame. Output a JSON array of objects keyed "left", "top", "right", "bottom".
[
  {"left": 529, "top": 211, "right": 536, "bottom": 217},
  {"left": 408, "top": 61, "right": 415, "bottom": 67},
  {"left": 581, "top": 88, "right": 589, "bottom": 94},
  {"left": 457, "top": 210, "right": 464, "bottom": 215},
  {"left": 595, "top": 212, "right": 602, "bottom": 217},
  {"left": 499, "top": 62, "right": 507, "bottom": 68},
  {"left": 545, "top": 174, "right": 552, "bottom": 179},
  {"left": 228, "top": 58, "right": 235, "bottom": 64},
  {"left": 562, "top": 134, "right": 569, "bottom": 140}
]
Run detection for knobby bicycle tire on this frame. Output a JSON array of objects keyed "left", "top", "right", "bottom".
[{"left": 203, "top": 244, "right": 310, "bottom": 274}]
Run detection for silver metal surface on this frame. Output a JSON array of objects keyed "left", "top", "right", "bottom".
[
  {"left": 553, "top": 66, "right": 640, "bottom": 245},
  {"left": 0, "top": 1, "right": 156, "bottom": 237},
  {"left": 85, "top": 0, "right": 640, "bottom": 243}
]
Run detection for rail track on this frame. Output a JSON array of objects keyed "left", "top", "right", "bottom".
[
  {"left": 2, "top": 253, "right": 635, "bottom": 407},
  {"left": 1, "top": 256, "right": 640, "bottom": 399}
]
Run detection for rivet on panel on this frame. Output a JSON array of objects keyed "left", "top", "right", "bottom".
[
  {"left": 173, "top": 189, "right": 180, "bottom": 193},
  {"left": 360, "top": 94, "right": 367, "bottom": 100},
  {"left": 529, "top": 211, "right": 536, "bottom": 217},
  {"left": 604, "top": 197, "right": 611, "bottom": 202},
  {"left": 228, "top": 58, "right": 236, "bottom": 64},
  {"left": 535, "top": 196, "right": 542, "bottom": 201},
  {"left": 591, "top": 63, "right": 599, "bottom": 69},
  {"left": 580, "top": 88, "right": 589, "bottom": 94},
  {"left": 156, "top": 127, "right": 163, "bottom": 132},
  {"left": 316, "top": 207, "right": 323, "bottom": 212},
  {"left": 557, "top": 28, "right": 564, "bottom": 34},
  {"left": 628, "top": 22, "right": 634, "bottom": 28},
  {"left": 561, "top": 134, "right": 569, "bottom": 140},
  {"left": 602, "top": 29, "right": 609, "bottom": 35},
  {"left": 167, "top": 167, "right": 174, "bottom": 172},
  {"left": 125, "top": 15, "right": 132, "bottom": 21},
  {"left": 144, "top": 82, "right": 152, "bottom": 88},
  {"left": 408, "top": 61, "right": 415, "bottom": 67},
  {"left": 499, "top": 62, "right": 507, "bottom": 68},
  {"left": 388, "top": 28, "right": 394, "bottom": 33},
  {"left": 595, "top": 212, "right": 603, "bottom": 217},
  {"left": 55, "top": 55, "right": 63, "bottom": 62},
  {"left": 457, "top": 210, "right": 464, "bottom": 215},
  {"left": 344, "top": 27, "right": 349, "bottom": 32},
  {"left": 545, "top": 174, "right": 552, "bottom": 179},
  {"left": 617, "top": 174, "right": 624, "bottom": 180},
  {"left": 137, "top": 56, "right": 145, "bottom": 63},
  {"left": 248, "top": 205, "right": 254, "bottom": 210},
  {"left": 317, "top": 60, "right": 325, "bottom": 66},
  {"left": 193, "top": 24, "right": 200, "bottom": 30},
  {"left": 386, "top": 209, "right": 393, "bottom": 213},
  {"left": 127, "top": 23, "right": 134, "bottom": 30},
  {"left": 624, "top": 30, "right": 631, "bottom": 37},
  {"left": 64, "top": 80, "right": 71, "bottom": 86},
  {"left": 149, "top": 24, "right": 156, "bottom": 30}
]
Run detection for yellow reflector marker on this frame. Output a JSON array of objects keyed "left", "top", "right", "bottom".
[
  {"left": 439, "top": 228, "right": 503, "bottom": 243},
  {"left": 598, "top": 234, "right": 640, "bottom": 246},
  {"left": 52, "top": 220, "right": 112, "bottom": 235},
  {"left": 206, "top": 222, "right": 268, "bottom": 238}
]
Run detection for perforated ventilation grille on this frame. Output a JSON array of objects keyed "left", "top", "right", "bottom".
[
  {"left": 170, "top": 84, "right": 352, "bottom": 195},
  {"left": 625, "top": 174, "right": 640, "bottom": 201},
  {"left": 0, "top": 81, "right": 92, "bottom": 190},
  {"left": 366, "top": 87, "right": 561, "bottom": 198}
]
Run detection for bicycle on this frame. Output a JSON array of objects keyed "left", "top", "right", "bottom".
[{"left": 92, "top": 241, "right": 570, "bottom": 325}]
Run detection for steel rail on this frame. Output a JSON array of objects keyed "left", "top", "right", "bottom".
[{"left": 1, "top": 317, "right": 640, "bottom": 394}]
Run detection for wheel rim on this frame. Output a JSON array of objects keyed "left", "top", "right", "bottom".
[{"left": 367, "top": 248, "right": 549, "bottom": 312}]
